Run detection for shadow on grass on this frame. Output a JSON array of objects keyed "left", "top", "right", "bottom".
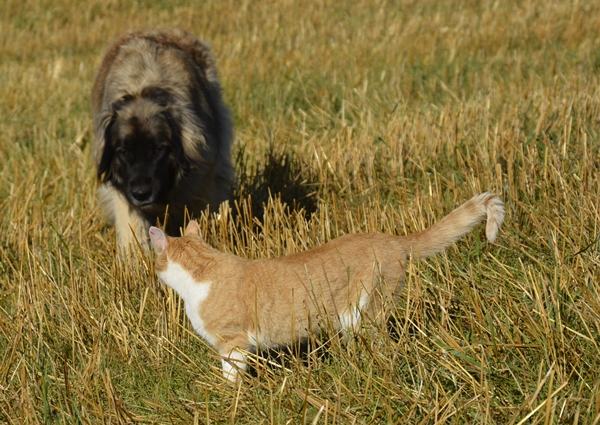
[
  {"left": 246, "top": 337, "right": 331, "bottom": 378},
  {"left": 245, "top": 314, "right": 413, "bottom": 379},
  {"left": 233, "top": 143, "right": 320, "bottom": 223}
]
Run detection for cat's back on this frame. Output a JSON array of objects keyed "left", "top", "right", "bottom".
[
  {"left": 256, "top": 232, "right": 407, "bottom": 274},
  {"left": 293, "top": 233, "right": 403, "bottom": 260}
]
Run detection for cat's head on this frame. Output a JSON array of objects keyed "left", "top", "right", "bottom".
[{"left": 149, "top": 220, "right": 202, "bottom": 254}]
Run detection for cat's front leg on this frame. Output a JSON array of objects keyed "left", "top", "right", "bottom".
[{"left": 221, "top": 349, "right": 247, "bottom": 383}]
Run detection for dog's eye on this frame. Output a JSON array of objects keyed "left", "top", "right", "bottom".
[{"left": 154, "top": 147, "right": 164, "bottom": 155}]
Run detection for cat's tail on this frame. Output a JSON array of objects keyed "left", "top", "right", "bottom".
[{"left": 401, "top": 192, "right": 504, "bottom": 258}]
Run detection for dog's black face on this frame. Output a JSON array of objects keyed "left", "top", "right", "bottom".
[{"left": 98, "top": 95, "right": 189, "bottom": 212}]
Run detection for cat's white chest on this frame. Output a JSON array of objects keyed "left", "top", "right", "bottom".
[{"left": 157, "top": 260, "right": 216, "bottom": 346}]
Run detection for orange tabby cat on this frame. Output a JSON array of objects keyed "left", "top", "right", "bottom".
[{"left": 149, "top": 192, "right": 504, "bottom": 383}]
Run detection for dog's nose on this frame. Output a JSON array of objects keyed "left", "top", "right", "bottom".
[{"left": 131, "top": 185, "right": 152, "bottom": 202}]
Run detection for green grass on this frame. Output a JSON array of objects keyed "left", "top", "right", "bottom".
[{"left": 1, "top": 0, "right": 600, "bottom": 423}]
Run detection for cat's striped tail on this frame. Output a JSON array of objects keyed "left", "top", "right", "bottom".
[{"left": 401, "top": 192, "right": 504, "bottom": 258}]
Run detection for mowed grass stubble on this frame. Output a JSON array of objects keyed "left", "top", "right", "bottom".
[{"left": 1, "top": 0, "right": 599, "bottom": 423}]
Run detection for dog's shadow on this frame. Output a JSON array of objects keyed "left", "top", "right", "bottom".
[{"left": 233, "top": 144, "right": 320, "bottom": 223}]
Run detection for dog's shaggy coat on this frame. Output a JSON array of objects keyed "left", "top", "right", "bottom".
[
  {"left": 149, "top": 193, "right": 504, "bottom": 383},
  {"left": 92, "top": 28, "right": 234, "bottom": 247}
]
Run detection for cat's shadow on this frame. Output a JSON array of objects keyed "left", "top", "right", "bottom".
[
  {"left": 245, "top": 336, "right": 331, "bottom": 378},
  {"left": 244, "top": 316, "right": 412, "bottom": 378}
]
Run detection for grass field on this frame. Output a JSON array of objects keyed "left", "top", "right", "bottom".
[{"left": 1, "top": 0, "right": 600, "bottom": 423}]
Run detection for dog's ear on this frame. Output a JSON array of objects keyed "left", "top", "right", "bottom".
[
  {"left": 149, "top": 227, "right": 169, "bottom": 253},
  {"left": 97, "top": 97, "right": 138, "bottom": 178},
  {"left": 184, "top": 220, "right": 202, "bottom": 237},
  {"left": 162, "top": 111, "right": 190, "bottom": 170},
  {"left": 96, "top": 114, "right": 115, "bottom": 179}
]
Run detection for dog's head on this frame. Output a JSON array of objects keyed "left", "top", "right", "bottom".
[{"left": 96, "top": 87, "right": 201, "bottom": 211}]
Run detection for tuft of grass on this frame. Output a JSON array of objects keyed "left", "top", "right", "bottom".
[{"left": 1, "top": 0, "right": 600, "bottom": 423}]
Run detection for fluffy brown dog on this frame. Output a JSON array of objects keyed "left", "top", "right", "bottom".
[{"left": 92, "top": 28, "right": 234, "bottom": 248}]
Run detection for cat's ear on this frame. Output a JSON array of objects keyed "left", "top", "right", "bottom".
[
  {"left": 149, "top": 227, "right": 169, "bottom": 253},
  {"left": 184, "top": 220, "right": 202, "bottom": 237}
]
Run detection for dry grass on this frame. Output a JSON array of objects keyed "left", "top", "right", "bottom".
[{"left": 1, "top": 0, "right": 600, "bottom": 423}]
